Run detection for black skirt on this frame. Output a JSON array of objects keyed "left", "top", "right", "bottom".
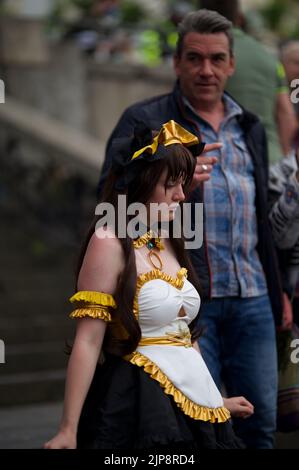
[{"left": 77, "top": 354, "right": 244, "bottom": 450}]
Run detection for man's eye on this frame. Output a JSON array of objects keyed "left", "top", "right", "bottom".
[
  {"left": 213, "top": 55, "right": 225, "bottom": 62},
  {"left": 187, "top": 55, "right": 198, "bottom": 62}
]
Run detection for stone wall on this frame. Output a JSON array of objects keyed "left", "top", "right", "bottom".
[
  {"left": 0, "top": 124, "right": 97, "bottom": 406},
  {"left": 87, "top": 62, "right": 174, "bottom": 141},
  {"left": 0, "top": 16, "right": 174, "bottom": 405},
  {"left": 0, "top": 15, "right": 174, "bottom": 143}
]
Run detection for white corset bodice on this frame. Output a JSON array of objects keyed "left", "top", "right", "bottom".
[
  {"left": 137, "top": 274, "right": 200, "bottom": 336},
  {"left": 132, "top": 268, "right": 226, "bottom": 414}
]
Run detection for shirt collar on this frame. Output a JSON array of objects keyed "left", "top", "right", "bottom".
[{"left": 182, "top": 92, "right": 243, "bottom": 125}]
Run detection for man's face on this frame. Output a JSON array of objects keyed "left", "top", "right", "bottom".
[{"left": 174, "top": 32, "right": 235, "bottom": 108}]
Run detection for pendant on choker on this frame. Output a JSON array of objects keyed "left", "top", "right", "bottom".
[
  {"left": 146, "top": 241, "right": 163, "bottom": 271},
  {"left": 133, "top": 231, "right": 164, "bottom": 270}
]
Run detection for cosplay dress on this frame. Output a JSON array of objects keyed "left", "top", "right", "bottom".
[{"left": 70, "top": 236, "right": 243, "bottom": 449}]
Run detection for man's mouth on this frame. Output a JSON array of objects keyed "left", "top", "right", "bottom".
[{"left": 196, "top": 83, "right": 216, "bottom": 87}]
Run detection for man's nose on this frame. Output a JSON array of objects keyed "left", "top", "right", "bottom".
[{"left": 200, "top": 59, "right": 213, "bottom": 76}]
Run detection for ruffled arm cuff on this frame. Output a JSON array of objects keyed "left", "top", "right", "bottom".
[{"left": 69, "top": 291, "right": 117, "bottom": 321}]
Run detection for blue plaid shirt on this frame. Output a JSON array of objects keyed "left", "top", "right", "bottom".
[{"left": 184, "top": 94, "right": 267, "bottom": 297}]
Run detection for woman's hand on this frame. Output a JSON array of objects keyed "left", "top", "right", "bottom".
[
  {"left": 223, "top": 396, "right": 254, "bottom": 419},
  {"left": 190, "top": 142, "right": 222, "bottom": 191},
  {"left": 43, "top": 428, "right": 76, "bottom": 449}
]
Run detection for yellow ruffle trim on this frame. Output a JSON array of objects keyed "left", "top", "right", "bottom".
[
  {"left": 69, "top": 307, "right": 111, "bottom": 321},
  {"left": 128, "top": 351, "right": 231, "bottom": 423},
  {"left": 69, "top": 291, "right": 116, "bottom": 308},
  {"left": 133, "top": 268, "right": 188, "bottom": 319}
]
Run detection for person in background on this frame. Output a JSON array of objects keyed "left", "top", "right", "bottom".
[
  {"left": 200, "top": 0, "right": 297, "bottom": 163},
  {"left": 280, "top": 40, "right": 299, "bottom": 121},
  {"left": 269, "top": 149, "right": 299, "bottom": 326},
  {"left": 97, "top": 9, "right": 284, "bottom": 449},
  {"left": 280, "top": 40, "right": 299, "bottom": 151}
]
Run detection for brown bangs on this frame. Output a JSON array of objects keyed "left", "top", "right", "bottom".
[
  {"left": 126, "top": 143, "right": 196, "bottom": 206},
  {"left": 163, "top": 144, "right": 196, "bottom": 191}
]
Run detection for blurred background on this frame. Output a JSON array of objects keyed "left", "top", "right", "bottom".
[{"left": 0, "top": 0, "right": 299, "bottom": 449}]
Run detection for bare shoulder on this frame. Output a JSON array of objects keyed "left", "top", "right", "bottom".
[
  {"left": 93, "top": 225, "right": 122, "bottom": 251},
  {"left": 86, "top": 226, "right": 123, "bottom": 262},
  {"left": 77, "top": 227, "right": 124, "bottom": 293}
]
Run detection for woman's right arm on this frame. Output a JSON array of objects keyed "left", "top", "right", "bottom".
[
  {"left": 44, "top": 318, "right": 106, "bottom": 448},
  {"left": 44, "top": 229, "right": 124, "bottom": 449}
]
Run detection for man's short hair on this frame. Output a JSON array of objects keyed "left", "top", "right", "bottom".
[{"left": 176, "top": 9, "right": 234, "bottom": 57}]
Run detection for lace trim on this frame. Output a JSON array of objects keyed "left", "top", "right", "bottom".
[
  {"left": 127, "top": 351, "right": 231, "bottom": 423},
  {"left": 133, "top": 267, "right": 188, "bottom": 319}
]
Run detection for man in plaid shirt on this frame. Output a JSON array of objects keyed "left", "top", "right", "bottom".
[{"left": 99, "top": 10, "right": 283, "bottom": 448}]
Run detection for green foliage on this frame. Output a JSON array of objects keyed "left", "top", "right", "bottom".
[
  {"left": 260, "top": 0, "right": 288, "bottom": 30},
  {"left": 258, "top": 0, "right": 299, "bottom": 38},
  {"left": 120, "top": 1, "right": 146, "bottom": 25},
  {"left": 290, "top": 25, "right": 299, "bottom": 39},
  {"left": 71, "top": 0, "right": 93, "bottom": 12}
]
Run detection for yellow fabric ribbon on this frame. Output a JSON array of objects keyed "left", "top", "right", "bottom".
[
  {"left": 69, "top": 291, "right": 116, "bottom": 321},
  {"left": 131, "top": 120, "right": 199, "bottom": 161},
  {"left": 138, "top": 330, "right": 192, "bottom": 348},
  {"left": 69, "top": 291, "right": 117, "bottom": 308},
  {"left": 69, "top": 306, "right": 112, "bottom": 321}
]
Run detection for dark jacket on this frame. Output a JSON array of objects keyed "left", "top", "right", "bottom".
[{"left": 99, "top": 83, "right": 283, "bottom": 325}]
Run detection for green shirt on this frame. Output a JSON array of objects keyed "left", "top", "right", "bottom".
[{"left": 226, "top": 28, "right": 289, "bottom": 164}]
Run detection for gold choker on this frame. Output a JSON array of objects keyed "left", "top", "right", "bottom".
[{"left": 133, "top": 230, "right": 164, "bottom": 271}]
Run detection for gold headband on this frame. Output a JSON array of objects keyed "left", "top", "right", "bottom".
[{"left": 131, "top": 120, "right": 199, "bottom": 161}]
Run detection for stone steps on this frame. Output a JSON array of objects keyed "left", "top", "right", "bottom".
[
  {"left": 0, "top": 369, "right": 66, "bottom": 407},
  {"left": 3, "top": 341, "right": 69, "bottom": 375},
  {"left": 0, "top": 296, "right": 71, "bottom": 314},
  {"left": 0, "top": 141, "right": 91, "bottom": 407},
  {"left": 0, "top": 319, "right": 74, "bottom": 345},
  {"left": 0, "top": 268, "right": 76, "bottom": 289}
]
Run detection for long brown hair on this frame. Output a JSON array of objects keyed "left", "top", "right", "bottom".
[{"left": 76, "top": 144, "right": 202, "bottom": 356}]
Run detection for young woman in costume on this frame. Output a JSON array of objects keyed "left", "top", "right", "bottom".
[{"left": 44, "top": 120, "right": 253, "bottom": 449}]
